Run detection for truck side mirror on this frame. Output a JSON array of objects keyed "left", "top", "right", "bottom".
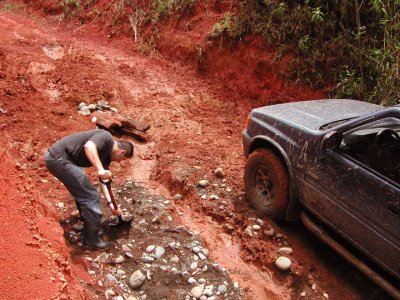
[{"left": 321, "top": 131, "right": 339, "bottom": 153}]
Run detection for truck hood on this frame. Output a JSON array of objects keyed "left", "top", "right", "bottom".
[{"left": 254, "top": 99, "right": 384, "bottom": 130}]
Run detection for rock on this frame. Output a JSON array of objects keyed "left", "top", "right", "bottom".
[
  {"left": 207, "top": 297, "right": 217, "bottom": 300},
  {"left": 198, "top": 253, "right": 206, "bottom": 260},
  {"left": 110, "top": 107, "right": 118, "bottom": 113},
  {"left": 98, "top": 99, "right": 109, "bottom": 107},
  {"left": 174, "top": 194, "right": 183, "bottom": 200},
  {"left": 98, "top": 280, "right": 103, "bottom": 287},
  {"left": 202, "top": 248, "right": 209, "bottom": 257},
  {"left": 87, "top": 104, "right": 97, "bottom": 111},
  {"left": 188, "top": 277, "right": 196, "bottom": 284},
  {"left": 94, "top": 252, "right": 109, "bottom": 263},
  {"left": 233, "top": 282, "right": 239, "bottom": 289},
  {"left": 78, "top": 102, "right": 87, "bottom": 109},
  {"left": 72, "top": 224, "right": 83, "bottom": 231},
  {"left": 198, "top": 180, "right": 209, "bottom": 187},
  {"left": 105, "top": 289, "right": 115, "bottom": 300},
  {"left": 71, "top": 210, "right": 80, "bottom": 217},
  {"left": 275, "top": 256, "right": 292, "bottom": 271},
  {"left": 117, "top": 269, "right": 126, "bottom": 276},
  {"left": 192, "top": 246, "right": 201, "bottom": 254},
  {"left": 224, "top": 223, "right": 234, "bottom": 231},
  {"left": 170, "top": 255, "right": 180, "bottom": 263},
  {"left": 300, "top": 291, "right": 306, "bottom": 297},
  {"left": 218, "top": 285, "right": 227, "bottom": 294},
  {"left": 92, "top": 262, "right": 100, "bottom": 269},
  {"left": 115, "top": 255, "right": 125, "bottom": 264},
  {"left": 264, "top": 228, "right": 275, "bottom": 237},
  {"left": 256, "top": 218, "right": 264, "bottom": 226},
  {"left": 190, "top": 284, "right": 204, "bottom": 298},
  {"left": 106, "top": 274, "right": 118, "bottom": 284},
  {"left": 190, "top": 261, "right": 198, "bottom": 270},
  {"left": 80, "top": 109, "right": 91, "bottom": 116},
  {"left": 209, "top": 194, "right": 219, "bottom": 200},
  {"left": 91, "top": 116, "right": 97, "bottom": 123},
  {"left": 168, "top": 242, "right": 176, "bottom": 249},
  {"left": 323, "top": 293, "right": 329, "bottom": 298},
  {"left": 122, "top": 245, "right": 131, "bottom": 252},
  {"left": 252, "top": 224, "right": 261, "bottom": 230},
  {"left": 154, "top": 246, "right": 165, "bottom": 259},
  {"left": 129, "top": 270, "right": 146, "bottom": 289},
  {"left": 88, "top": 270, "right": 95, "bottom": 275},
  {"left": 214, "top": 167, "right": 225, "bottom": 178},
  {"left": 57, "top": 202, "right": 64, "bottom": 209},
  {"left": 146, "top": 269, "right": 153, "bottom": 280},
  {"left": 203, "top": 288, "right": 213, "bottom": 296},
  {"left": 278, "top": 247, "right": 293, "bottom": 255},
  {"left": 141, "top": 256, "right": 155, "bottom": 263},
  {"left": 125, "top": 252, "right": 133, "bottom": 258},
  {"left": 146, "top": 245, "right": 155, "bottom": 253},
  {"left": 198, "top": 278, "right": 206, "bottom": 284},
  {"left": 200, "top": 296, "right": 207, "bottom": 300},
  {"left": 244, "top": 227, "right": 253, "bottom": 237}
]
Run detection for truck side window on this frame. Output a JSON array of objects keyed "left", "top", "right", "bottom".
[{"left": 339, "top": 118, "right": 400, "bottom": 185}]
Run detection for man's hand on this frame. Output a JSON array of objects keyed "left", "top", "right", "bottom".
[
  {"left": 110, "top": 206, "right": 121, "bottom": 216},
  {"left": 98, "top": 169, "right": 112, "bottom": 181}
]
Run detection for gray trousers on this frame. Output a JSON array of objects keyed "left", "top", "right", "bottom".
[{"left": 44, "top": 151, "right": 102, "bottom": 223}]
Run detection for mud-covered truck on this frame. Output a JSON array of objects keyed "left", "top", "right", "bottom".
[{"left": 242, "top": 99, "right": 400, "bottom": 298}]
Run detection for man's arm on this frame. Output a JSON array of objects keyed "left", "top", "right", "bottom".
[{"left": 84, "top": 141, "right": 112, "bottom": 180}]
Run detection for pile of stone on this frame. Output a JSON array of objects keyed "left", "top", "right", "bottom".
[{"left": 77, "top": 99, "right": 118, "bottom": 116}]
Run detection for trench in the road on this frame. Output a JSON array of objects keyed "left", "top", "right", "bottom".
[{"left": 126, "top": 142, "right": 291, "bottom": 300}]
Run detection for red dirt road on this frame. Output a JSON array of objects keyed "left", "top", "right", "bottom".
[{"left": 0, "top": 5, "right": 389, "bottom": 300}]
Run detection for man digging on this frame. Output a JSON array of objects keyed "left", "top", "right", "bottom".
[{"left": 44, "top": 129, "right": 134, "bottom": 250}]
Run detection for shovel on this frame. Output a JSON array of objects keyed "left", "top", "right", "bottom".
[{"left": 99, "top": 178, "right": 133, "bottom": 227}]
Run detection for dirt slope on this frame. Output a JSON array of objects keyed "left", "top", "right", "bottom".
[{"left": 0, "top": 3, "right": 389, "bottom": 300}]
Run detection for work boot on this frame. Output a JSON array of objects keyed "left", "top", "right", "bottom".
[{"left": 82, "top": 220, "right": 111, "bottom": 250}]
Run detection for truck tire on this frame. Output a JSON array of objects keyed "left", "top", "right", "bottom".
[{"left": 244, "top": 148, "right": 289, "bottom": 220}]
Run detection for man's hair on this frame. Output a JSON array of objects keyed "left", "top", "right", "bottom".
[{"left": 116, "top": 140, "right": 134, "bottom": 158}]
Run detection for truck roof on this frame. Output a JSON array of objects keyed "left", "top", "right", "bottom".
[{"left": 254, "top": 99, "right": 384, "bottom": 130}]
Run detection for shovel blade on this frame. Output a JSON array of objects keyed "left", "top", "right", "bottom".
[
  {"left": 108, "top": 214, "right": 133, "bottom": 228},
  {"left": 119, "top": 214, "right": 133, "bottom": 224}
]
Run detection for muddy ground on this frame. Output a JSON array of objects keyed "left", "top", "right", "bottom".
[{"left": 0, "top": 3, "right": 391, "bottom": 300}]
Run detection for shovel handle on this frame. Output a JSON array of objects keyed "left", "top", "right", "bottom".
[{"left": 99, "top": 178, "right": 120, "bottom": 215}]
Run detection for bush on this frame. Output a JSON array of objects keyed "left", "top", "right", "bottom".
[{"left": 210, "top": 0, "right": 400, "bottom": 105}]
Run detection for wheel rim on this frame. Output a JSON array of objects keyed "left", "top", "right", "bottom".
[{"left": 254, "top": 165, "right": 275, "bottom": 207}]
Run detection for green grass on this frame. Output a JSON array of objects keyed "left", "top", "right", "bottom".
[
  {"left": 60, "top": 0, "right": 81, "bottom": 18},
  {"left": 0, "top": 1, "right": 25, "bottom": 12}
]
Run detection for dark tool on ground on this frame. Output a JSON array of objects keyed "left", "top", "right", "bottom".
[{"left": 100, "top": 178, "right": 133, "bottom": 227}]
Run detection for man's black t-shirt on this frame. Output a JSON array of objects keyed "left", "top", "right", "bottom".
[{"left": 48, "top": 129, "right": 114, "bottom": 168}]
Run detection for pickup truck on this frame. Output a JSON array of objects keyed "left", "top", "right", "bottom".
[{"left": 242, "top": 99, "right": 400, "bottom": 298}]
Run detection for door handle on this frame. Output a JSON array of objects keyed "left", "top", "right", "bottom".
[{"left": 388, "top": 202, "right": 400, "bottom": 216}]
